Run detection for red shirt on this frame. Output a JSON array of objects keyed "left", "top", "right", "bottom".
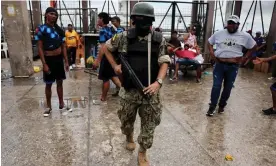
[{"left": 175, "top": 49, "right": 197, "bottom": 59}]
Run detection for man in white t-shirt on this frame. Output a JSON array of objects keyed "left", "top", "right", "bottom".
[{"left": 206, "top": 15, "right": 256, "bottom": 116}]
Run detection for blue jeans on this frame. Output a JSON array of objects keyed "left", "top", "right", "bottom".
[{"left": 210, "top": 62, "right": 239, "bottom": 108}]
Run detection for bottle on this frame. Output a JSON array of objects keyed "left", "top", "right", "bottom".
[{"left": 80, "top": 58, "right": 85, "bottom": 67}]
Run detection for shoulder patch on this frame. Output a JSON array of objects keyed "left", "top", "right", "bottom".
[{"left": 112, "top": 34, "right": 117, "bottom": 41}]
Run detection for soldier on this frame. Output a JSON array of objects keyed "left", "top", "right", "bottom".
[{"left": 103, "top": 2, "right": 171, "bottom": 166}]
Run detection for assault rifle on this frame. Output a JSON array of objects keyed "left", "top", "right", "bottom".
[{"left": 118, "top": 53, "right": 156, "bottom": 110}]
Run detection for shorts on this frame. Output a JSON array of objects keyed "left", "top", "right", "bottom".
[
  {"left": 44, "top": 55, "right": 66, "bottom": 84},
  {"left": 271, "top": 82, "right": 276, "bottom": 91},
  {"left": 177, "top": 58, "right": 200, "bottom": 70},
  {"left": 252, "top": 51, "right": 263, "bottom": 58},
  {"left": 98, "top": 56, "right": 117, "bottom": 82}
]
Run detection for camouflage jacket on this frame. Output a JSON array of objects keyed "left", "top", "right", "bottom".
[{"left": 106, "top": 30, "right": 170, "bottom": 103}]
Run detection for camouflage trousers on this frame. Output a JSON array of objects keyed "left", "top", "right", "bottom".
[{"left": 118, "top": 88, "right": 162, "bottom": 150}]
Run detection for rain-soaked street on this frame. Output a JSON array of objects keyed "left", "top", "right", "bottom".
[{"left": 1, "top": 59, "right": 276, "bottom": 166}]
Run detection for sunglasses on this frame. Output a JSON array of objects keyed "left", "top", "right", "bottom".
[{"left": 227, "top": 21, "right": 237, "bottom": 25}]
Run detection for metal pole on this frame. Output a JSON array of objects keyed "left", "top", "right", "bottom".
[
  {"left": 234, "top": 0, "right": 243, "bottom": 17},
  {"left": 79, "top": 0, "right": 82, "bottom": 33},
  {"left": 59, "top": 0, "right": 63, "bottom": 28},
  {"left": 75, "top": 9, "right": 77, "bottom": 32},
  {"left": 158, "top": 3, "right": 172, "bottom": 28},
  {"left": 40, "top": 1, "right": 43, "bottom": 24},
  {"left": 101, "top": 0, "right": 106, "bottom": 12},
  {"left": 218, "top": 0, "right": 224, "bottom": 28},
  {"left": 251, "top": 0, "right": 257, "bottom": 31},
  {"left": 191, "top": 0, "right": 198, "bottom": 25},
  {"left": 111, "top": 0, "right": 117, "bottom": 16},
  {"left": 213, "top": 0, "right": 217, "bottom": 33},
  {"left": 126, "top": 0, "right": 129, "bottom": 29},
  {"left": 175, "top": 3, "right": 188, "bottom": 32},
  {"left": 108, "top": 0, "right": 110, "bottom": 15},
  {"left": 231, "top": 1, "right": 235, "bottom": 15},
  {"left": 203, "top": 1, "right": 215, "bottom": 54},
  {"left": 62, "top": 0, "right": 73, "bottom": 25},
  {"left": 241, "top": 0, "right": 254, "bottom": 31},
  {"left": 171, "top": 2, "right": 176, "bottom": 35},
  {"left": 259, "top": 0, "right": 265, "bottom": 35},
  {"left": 82, "top": 0, "right": 88, "bottom": 33},
  {"left": 202, "top": 1, "right": 205, "bottom": 30},
  {"left": 31, "top": 1, "right": 42, "bottom": 28},
  {"left": 266, "top": 1, "right": 276, "bottom": 56},
  {"left": 28, "top": 0, "right": 35, "bottom": 37}
]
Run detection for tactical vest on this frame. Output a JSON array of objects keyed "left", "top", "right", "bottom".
[{"left": 122, "top": 28, "right": 163, "bottom": 90}]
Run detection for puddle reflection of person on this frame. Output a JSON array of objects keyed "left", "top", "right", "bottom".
[{"left": 35, "top": 7, "right": 69, "bottom": 117}]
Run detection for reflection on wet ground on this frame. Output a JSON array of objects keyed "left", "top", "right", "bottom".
[{"left": 1, "top": 59, "right": 276, "bottom": 166}]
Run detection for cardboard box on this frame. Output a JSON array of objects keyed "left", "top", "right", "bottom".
[
  {"left": 261, "top": 62, "right": 269, "bottom": 73},
  {"left": 254, "top": 63, "right": 262, "bottom": 72},
  {"left": 254, "top": 62, "right": 270, "bottom": 73}
]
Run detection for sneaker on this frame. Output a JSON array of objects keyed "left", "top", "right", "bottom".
[
  {"left": 93, "top": 99, "right": 107, "bottom": 105},
  {"left": 206, "top": 106, "right": 216, "bottom": 116},
  {"left": 262, "top": 107, "right": 276, "bottom": 115},
  {"left": 69, "top": 66, "right": 73, "bottom": 70},
  {"left": 218, "top": 107, "right": 225, "bottom": 114},
  {"left": 43, "top": 108, "right": 52, "bottom": 117},
  {"left": 112, "top": 90, "right": 119, "bottom": 97},
  {"left": 196, "top": 78, "right": 202, "bottom": 84},
  {"left": 72, "top": 64, "right": 76, "bottom": 68},
  {"left": 59, "top": 105, "right": 65, "bottom": 110},
  {"left": 268, "top": 77, "right": 275, "bottom": 80}
]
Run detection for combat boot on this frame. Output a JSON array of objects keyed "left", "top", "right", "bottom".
[
  {"left": 126, "top": 133, "right": 136, "bottom": 151},
  {"left": 138, "top": 149, "right": 149, "bottom": 166}
]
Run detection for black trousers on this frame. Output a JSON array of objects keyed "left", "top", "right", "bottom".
[{"left": 67, "top": 47, "right": 77, "bottom": 66}]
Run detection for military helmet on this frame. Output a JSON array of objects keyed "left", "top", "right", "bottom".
[{"left": 131, "top": 2, "right": 155, "bottom": 21}]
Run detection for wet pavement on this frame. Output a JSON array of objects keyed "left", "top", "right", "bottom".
[{"left": 1, "top": 58, "right": 276, "bottom": 166}]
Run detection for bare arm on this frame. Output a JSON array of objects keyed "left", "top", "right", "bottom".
[
  {"left": 38, "top": 40, "right": 46, "bottom": 65},
  {"left": 263, "top": 55, "right": 276, "bottom": 62},
  {"left": 257, "top": 43, "right": 266, "bottom": 51},
  {"left": 62, "top": 43, "right": 68, "bottom": 64},
  {"left": 195, "top": 46, "right": 200, "bottom": 55},
  {"left": 244, "top": 44, "right": 257, "bottom": 58},
  {"left": 157, "top": 63, "right": 168, "bottom": 80},
  {"left": 103, "top": 45, "right": 118, "bottom": 68},
  {"left": 97, "top": 43, "right": 105, "bottom": 62},
  {"left": 208, "top": 42, "right": 215, "bottom": 59}
]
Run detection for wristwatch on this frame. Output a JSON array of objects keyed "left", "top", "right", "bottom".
[{"left": 156, "top": 78, "right": 163, "bottom": 86}]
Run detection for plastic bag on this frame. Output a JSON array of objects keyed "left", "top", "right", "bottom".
[
  {"left": 110, "top": 80, "right": 116, "bottom": 89},
  {"left": 194, "top": 54, "right": 204, "bottom": 64}
]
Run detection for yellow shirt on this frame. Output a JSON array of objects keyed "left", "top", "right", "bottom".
[{"left": 65, "top": 30, "right": 79, "bottom": 47}]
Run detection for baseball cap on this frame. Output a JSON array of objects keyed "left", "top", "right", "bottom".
[
  {"left": 256, "top": 31, "right": 261, "bottom": 34},
  {"left": 227, "top": 15, "right": 240, "bottom": 23}
]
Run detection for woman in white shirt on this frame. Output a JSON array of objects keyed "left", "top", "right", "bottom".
[{"left": 184, "top": 27, "right": 197, "bottom": 48}]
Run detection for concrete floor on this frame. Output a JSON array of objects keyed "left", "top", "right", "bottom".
[{"left": 1, "top": 58, "right": 276, "bottom": 166}]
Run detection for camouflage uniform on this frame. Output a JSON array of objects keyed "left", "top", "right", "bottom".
[{"left": 106, "top": 31, "right": 170, "bottom": 149}]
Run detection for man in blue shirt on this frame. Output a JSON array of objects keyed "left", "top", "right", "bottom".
[
  {"left": 253, "top": 31, "right": 266, "bottom": 57},
  {"left": 94, "top": 12, "right": 121, "bottom": 104},
  {"left": 111, "top": 16, "right": 125, "bottom": 33}
]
